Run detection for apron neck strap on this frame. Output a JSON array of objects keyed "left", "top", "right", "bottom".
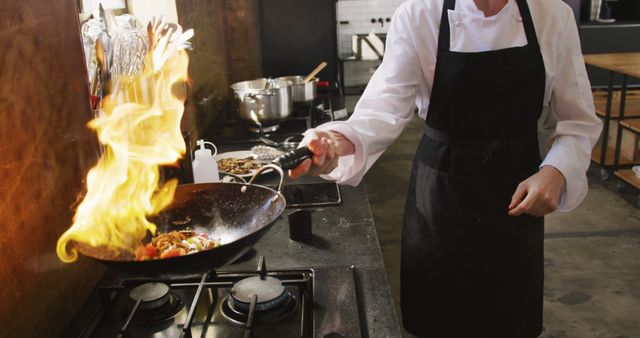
[
  {"left": 437, "top": 0, "right": 456, "bottom": 53},
  {"left": 515, "top": 0, "right": 540, "bottom": 50}
]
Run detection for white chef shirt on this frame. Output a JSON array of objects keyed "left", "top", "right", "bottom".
[{"left": 317, "top": 0, "right": 602, "bottom": 212}]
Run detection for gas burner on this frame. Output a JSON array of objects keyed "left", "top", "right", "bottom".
[
  {"left": 129, "top": 283, "right": 170, "bottom": 309},
  {"left": 125, "top": 282, "right": 184, "bottom": 325},
  {"left": 231, "top": 276, "right": 288, "bottom": 311},
  {"left": 221, "top": 258, "right": 298, "bottom": 325},
  {"left": 221, "top": 284, "right": 297, "bottom": 325},
  {"left": 66, "top": 256, "right": 361, "bottom": 338}
]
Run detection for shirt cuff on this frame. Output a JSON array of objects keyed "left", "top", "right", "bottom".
[
  {"left": 540, "top": 141, "right": 589, "bottom": 212},
  {"left": 315, "top": 122, "right": 367, "bottom": 186}
]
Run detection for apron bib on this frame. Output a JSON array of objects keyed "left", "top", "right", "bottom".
[{"left": 400, "top": 0, "right": 546, "bottom": 337}]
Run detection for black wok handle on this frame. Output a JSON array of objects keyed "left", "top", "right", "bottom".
[{"left": 272, "top": 147, "right": 313, "bottom": 171}]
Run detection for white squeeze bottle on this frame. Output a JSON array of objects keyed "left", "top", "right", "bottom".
[{"left": 192, "top": 139, "right": 220, "bottom": 183}]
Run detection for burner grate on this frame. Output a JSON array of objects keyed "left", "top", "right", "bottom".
[{"left": 94, "top": 257, "right": 313, "bottom": 338}]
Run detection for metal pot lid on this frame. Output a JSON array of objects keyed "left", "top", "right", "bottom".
[
  {"left": 231, "top": 78, "right": 292, "bottom": 91},
  {"left": 276, "top": 76, "right": 319, "bottom": 85}
]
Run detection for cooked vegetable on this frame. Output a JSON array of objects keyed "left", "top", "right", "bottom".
[
  {"left": 217, "top": 157, "right": 261, "bottom": 175},
  {"left": 134, "top": 230, "right": 220, "bottom": 261}
]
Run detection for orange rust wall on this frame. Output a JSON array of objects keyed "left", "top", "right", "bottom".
[{"left": 0, "top": 1, "right": 105, "bottom": 337}]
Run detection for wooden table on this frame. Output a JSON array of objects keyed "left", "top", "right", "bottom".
[
  {"left": 584, "top": 53, "right": 640, "bottom": 177},
  {"left": 584, "top": 53, "right": 640, "bottom": 79},
  {"left": 585, "top": 53, "right": 640, "bottom": 197}
]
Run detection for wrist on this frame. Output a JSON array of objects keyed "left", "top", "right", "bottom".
[
  {"left": 541, "top": 165, "right": 565, "bottom": 184},
  {"left": 327, "top": 131, "right": 355, "bottom": 157}
]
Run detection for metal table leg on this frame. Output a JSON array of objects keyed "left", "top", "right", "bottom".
[
  {"left": 599, "top": 71, "right": 615, "bottom": 180},
  {"left": 613, "top": 75, "right": 629, "bottom": 168}
]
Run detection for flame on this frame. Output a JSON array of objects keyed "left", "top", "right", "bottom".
[{"left": 56, "top": 48, "right": 189, "bottom": 262}]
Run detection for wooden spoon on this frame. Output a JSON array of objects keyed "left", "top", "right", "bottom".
[{"left": 303, "top": 62, "right": 327, "bottom": 83}]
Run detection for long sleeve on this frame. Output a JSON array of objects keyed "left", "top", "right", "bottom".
[
  {"left": 540, "top": 13, "right": 603, "bottom": 211},
  {"left": 317, "top": 5, "right": 425, "bottom": 185}
]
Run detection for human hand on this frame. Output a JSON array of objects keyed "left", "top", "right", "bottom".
[
  {"left": 508, "top": 166, "right": 566, "bottom": 217},
  {"left": 288, "top": 129, "right": 355, "bottom": 179}
]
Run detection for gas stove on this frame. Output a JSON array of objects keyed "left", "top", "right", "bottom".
[
  {"left": 215, "top": 92, "right": 341, "bottom": 147},
  {"left": 163, "top": 91, "right": 345, "bottom": 186},
  {"left": 64, "top": 257, "right": 362, "bottom": 338}
]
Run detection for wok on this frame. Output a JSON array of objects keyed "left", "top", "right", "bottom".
[{"left": 74, "top": 148, "right": 313, "bottom": 277}]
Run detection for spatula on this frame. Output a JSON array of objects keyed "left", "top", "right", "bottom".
[{"left": 303, "top": 62, "right": 327, "bottom": 83}]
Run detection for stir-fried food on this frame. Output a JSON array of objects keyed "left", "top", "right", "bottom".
[
  {"left": 217, "top": 157, "right": 261, "bottom": 175},
  {"left": 135, "top": 230, "right": 220, "bottom": 260}
]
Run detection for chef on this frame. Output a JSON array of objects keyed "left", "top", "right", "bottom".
[{"left": 290, "top": 0, "right": 602, "bottom": 337}]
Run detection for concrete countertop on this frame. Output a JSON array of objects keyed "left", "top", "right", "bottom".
[
  {"left": 211, "top": 106, "right": 401, "bottom": 334},
  {"left": 67, "top": 139, "right": 402, "bottom": 337},
  {"left": 222, "top": 172, "right": 403, "bottom": 337}
]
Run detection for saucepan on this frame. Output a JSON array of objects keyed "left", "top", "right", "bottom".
[
  {"left": 231, "top": 78, "right": 293, "bottom": 127},
  {"left": 276, "top": 61, "right": 327, "bottom": 104},
  {"left": 275, "top": 76, "right": 318, "bottom": 104},
  {"left": 72, "top": 147, "right": 313, "bottom": 277}
]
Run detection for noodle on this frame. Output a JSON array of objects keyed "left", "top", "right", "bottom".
[{"left": 135, "top": 230, "right": 220, "bottom": 260}]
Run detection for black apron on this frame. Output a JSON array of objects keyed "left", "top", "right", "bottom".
[{"left": 400, "top": 0, "right": 546, "bottom": 337}]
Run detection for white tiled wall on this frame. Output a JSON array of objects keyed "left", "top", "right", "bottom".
[{"left": 337, "top": 0, "right": 407, "bottom": 56}]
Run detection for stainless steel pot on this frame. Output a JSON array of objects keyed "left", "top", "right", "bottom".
[
  {"left": 231, "top": 78, "right": 293, "bottom": 126},
  {"left": 276, "top": 76, "right": 318, "bottom": 103}
]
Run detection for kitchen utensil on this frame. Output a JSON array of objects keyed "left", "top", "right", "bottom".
[
  {"left": 90, "top": 64, "right": 100, "bottom": 103},
  {"left": 98, "top": 3, "right": 117, "bottom": 34},
  {"left": 74, "top": 165, "right": 284, "bottom": 276},
  {"left": 94, "top": 39, "right": 105, "bottom": 102},
  {"left": 276, "top": 75, "right": 318, "bottom": 103},
  {"left": 72, "top": 147, "right": 313, "bottom": 276},
  {"left": 148, "top": 16, "right": 193, "bottom": 72},
  {"left": 81, "top": 17, "right": 106, "bottom": 42},
  {"left": 231, "top": 78, "right": 293, "bottom": 127},
  {"left": 95, "top": 31, "right": 113, "bottom": 97},
  {"left": 110, "top": 19, "right": 149, "bottom": 98},
  {"left": 81, "top": 17, "right": 105, "bottom": 80},
  {"left": 111, "top": 24, "right": 149, "bottom": 78},
  {"left": 303, "top": 62, "right": 327, "bottom": 83}
]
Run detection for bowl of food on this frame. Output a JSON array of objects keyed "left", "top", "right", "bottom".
[{"left": 215, "top": 150, "right": 267, "bottom": 178}]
